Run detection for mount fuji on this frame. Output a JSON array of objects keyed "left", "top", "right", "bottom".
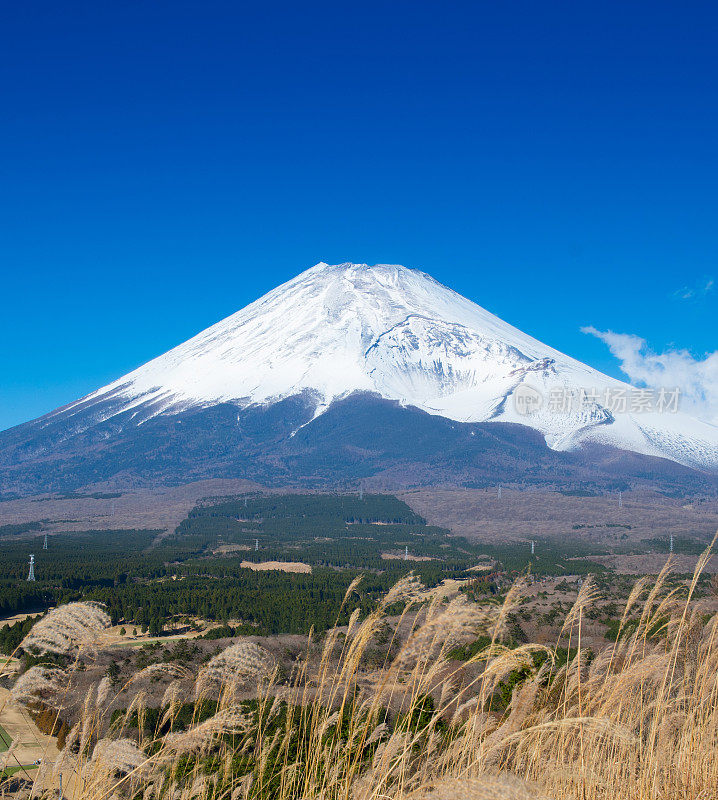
[{"left": 1, "top": 262, "right": 716, "bottom": 495}]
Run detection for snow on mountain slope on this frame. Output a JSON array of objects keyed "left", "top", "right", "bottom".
[{"left": 58, "top": 262, "right": 718, "bottom": 471}]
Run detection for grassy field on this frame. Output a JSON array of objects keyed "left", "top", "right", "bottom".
[
  {"left": 0, "top": 765, "right": 37, "bottom": 778},
  {"left": 0, "top": 723, "right": 11, "bottom": 752}
]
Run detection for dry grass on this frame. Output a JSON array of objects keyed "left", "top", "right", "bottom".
[
  {"left": 20, "top": 602, "right": 111, "bottom": 657},
  {"left": 2, "top": 539, "right": 717, "bottom": 800}
]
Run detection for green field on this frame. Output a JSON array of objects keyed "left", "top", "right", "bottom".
[
  {"left": 0, "top": 723, "right": 12, "bottom": 752},
  {"left": 0, "top": 765, "right": 38, "bottom": 778}
]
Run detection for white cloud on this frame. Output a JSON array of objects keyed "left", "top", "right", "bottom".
[
  {"left": 582, "top": 326, "right": 718, "bottom": 426},
  {"left": 673, "top": 277, "right": 714, "bottom": 301}
]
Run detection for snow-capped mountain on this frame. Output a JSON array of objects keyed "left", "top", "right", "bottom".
[
  {"left": 1, "top": 261, "right": 716, "bottom": 497},
  {"left": 56, "top": 262, "right": 718, "bottom": 472}
]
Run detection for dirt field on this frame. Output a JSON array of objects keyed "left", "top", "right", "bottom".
[
  {"left": 101, "top": 621, "right": 212, "bottom": 648},
  {"left": 240, "top": 560, "right": 312, "bottom": 573},
  {"left": 0, "top": 611, "right": 46, "bottom": 630}
]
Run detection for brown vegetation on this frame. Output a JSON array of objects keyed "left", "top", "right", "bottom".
[{"left": 401, "top": 487, "right": 718, "bottom": 548}]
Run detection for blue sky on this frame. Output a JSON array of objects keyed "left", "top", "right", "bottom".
[{"left": 1, "top": 1, "right": 716, "bottom": 431}]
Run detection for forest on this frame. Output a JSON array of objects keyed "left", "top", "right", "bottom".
[{"left": 0, "top": 493, "right": 609, "bottom": 637}]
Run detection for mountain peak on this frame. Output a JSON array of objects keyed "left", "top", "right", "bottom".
[
  {"left": 312, "top": 261, "right": 413, "bottom": 271},
  {"left": 304, "top": 261, "right": 441, "bottom": 284}
]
